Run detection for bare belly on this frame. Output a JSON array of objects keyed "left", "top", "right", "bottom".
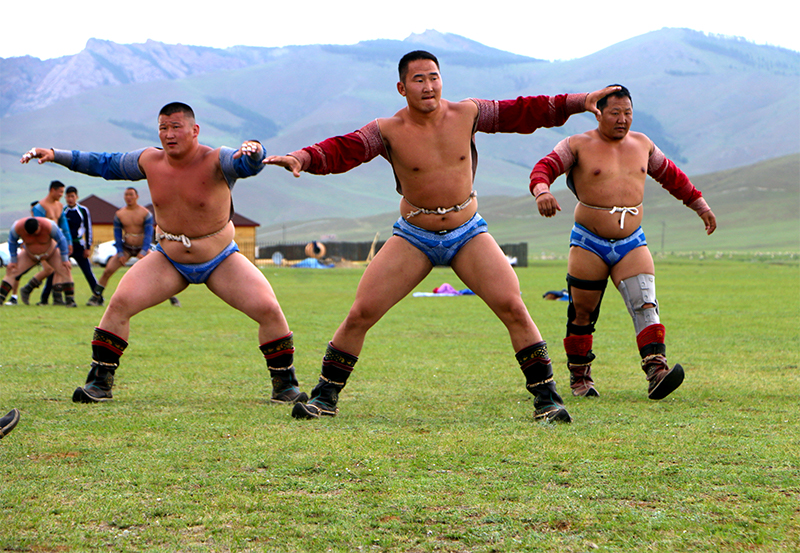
[
  {"left": 156, "top": 220, "right": 236, "bottom": 264},
  {"left": 574, "top": 203, "right": 644, "bottom": 239}
]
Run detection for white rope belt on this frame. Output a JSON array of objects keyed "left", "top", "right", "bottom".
[
  {"left": 580, "top": 201, "right": 642, "bottom": 229},
  {"left": 404, "top": 191, "right": 477, "bottom": 220},
  {"left": 157, "top": 225, "right": 226, "bottom": 248}
]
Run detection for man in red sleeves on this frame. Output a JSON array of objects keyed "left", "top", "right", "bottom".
[
  {"left": 529, "top": 85, "right": 716, "bottom": 400},
  {"left": 266, "top": 50, "right": 617, "bottom": 423}
]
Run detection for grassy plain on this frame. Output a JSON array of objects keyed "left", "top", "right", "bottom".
[{"left": 1, "top": 256, "right": 798, "bottom": 552}]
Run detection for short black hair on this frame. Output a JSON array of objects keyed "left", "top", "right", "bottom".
[
  {"left": 398, "top": 50, "right": 440, "bottom": 82},
  {"left": 49, "top": 180, "right": 65, "bottom": 191},
  {"left": 24, "top": 217, "right": 39, "bottom": 234},
  {"left": 159, "top": 102, "right": 195, "bottom": 120},
  {"left": 597, "top": 85, "right": 632, "bottom": 112},
  {"left": 125, "top": 186, "right": 138, "bottom": 195},
  {"left": 66, "top": 186, "right": 78, "bottom": 195}
]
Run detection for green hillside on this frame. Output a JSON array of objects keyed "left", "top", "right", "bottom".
[
  {"left": 1, "top": 29, "right": 798, "bottom": 251},
  {"left": 257, "top": 154, "right": 800, "bottom": 254}
]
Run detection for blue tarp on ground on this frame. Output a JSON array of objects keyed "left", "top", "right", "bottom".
[{"left": 293, "top": 257, "right": 334, "bottom": 269}]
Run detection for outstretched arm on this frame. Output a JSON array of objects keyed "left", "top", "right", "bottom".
[
  {"left": 220, "top": 140, "right": 266, "bottom": 187},
  {"left": 263, "top": 120, "right": 385, "bottom": 176},
  {"left": 263, "top": 154, "right": 303, "bottom": 178},
  {"left": 22, "top": 147, "right": 147, "bottom": 180},
  {"left": 473, "top": 86, "right": 620, "bottom": 135}
]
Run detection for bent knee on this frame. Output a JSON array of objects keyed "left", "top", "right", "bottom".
[
  {"left": 342, "top": 303, "right": 383, "bottom": 331},
  {"left": 495, "top": 297, "right": 533, "bottom": 326}
]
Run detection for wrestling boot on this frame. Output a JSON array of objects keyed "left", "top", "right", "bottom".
[
  {"left": 642, "top": 353, "right": 684, "bottom": 400},
  {"left": 564, "top": 334, "right": 599, "bottom": 397},
  {"left": 292, "top": 343, "right": 356, "bottom": 419},
  {"left": 87, "top": 285, "right": 105, "bottom": 306},
  {"left": 517, "top": 342, "right": 572, "bottom": 423},
  {"left": 20, "top": 277, "right": 41, "bottom": 305},
  {"left": 0, "top": 282, "right": 13, "bottom": 305},
  {"left": 260, "top": 333, "right": 308, "bottom": 404},
  {"left": 59, "top": 283, "right": 77, "bottom": 307},
  {"left": 51, "top": 286, "right": 65, "bottom": 306},
  {"left": 72, "top": 328, "right": 128, "bottom": 403},
  {"left": 0, "top": 408, "right": 21, "bottom": 439},
  {"left": 637, "top": 324, "right": 684, "bottom": 400}
]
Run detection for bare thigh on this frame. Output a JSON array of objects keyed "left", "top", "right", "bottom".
[
  {"left": 98, "top": 251, "right": 189, "bottom": 339},
  {"left": 331, "top": 235, "right": 432, "bottom": 354},
  {"left": 205, "top": 252, "right": 290, "bottom": 343},
  {"left": 451, "top": 233, "right": 540, "bottom": 350}
]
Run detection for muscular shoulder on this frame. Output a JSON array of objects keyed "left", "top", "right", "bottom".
[
  {"left": 626, "top": 131, "right": 653, "bottom": 152},
  {"left": 566, "top": 131, "right": 597, "bottom": 155},
  {"left": 453, "top": 98, "right": 480, "bottom": 116}
]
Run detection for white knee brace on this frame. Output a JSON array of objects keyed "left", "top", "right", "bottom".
[{"left": 618, "top": 274, "right": 660, "bottom": 335}]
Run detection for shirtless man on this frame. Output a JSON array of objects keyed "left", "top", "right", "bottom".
[
  {"left": 18, "top": 180, "right": 74, "bottom": 306},
  {"left": 1, "top": 217, "right": 75, "bottom": 307},
  {"left": 266, "top": 50, "right": 617, "bottom": 422},
  {"left": 20, "top": 102, "right": 306, "bottom": 406},
  {"left": 530, "top": 85, "right": 716, "bottom": 400},
  {"left": 87, "top": 187, "right": 154, "bottom": 306}
]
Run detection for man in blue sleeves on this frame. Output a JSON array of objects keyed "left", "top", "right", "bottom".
[{"left": 20, "top": 102, "right": 307, "bottom": 407}]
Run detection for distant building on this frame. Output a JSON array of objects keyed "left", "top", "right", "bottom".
[
  {"left": 80, "top": 195, "right": 260, "bottom": 263},
  {"left": 80, "top": 194, "right": 119, "bottom": 245}
]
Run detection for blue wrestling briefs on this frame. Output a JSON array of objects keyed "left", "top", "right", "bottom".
[
  {"left": 392, "top": 213, "right": 488, "bottom": 266},
  {"left": 569, "top": 223, "right": 647, "bottom": 266},
  {"left": 156, "top": 241, "right": 240, "bottom": 284}
]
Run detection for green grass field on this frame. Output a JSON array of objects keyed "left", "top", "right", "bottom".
[{"left": 1, "top": 256, "right": 798, "bottom": 552}]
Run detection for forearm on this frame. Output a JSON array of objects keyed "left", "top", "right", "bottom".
[
  {"left": 648, "top": 146, "right": 703, "bottom": 207},
  {"left": 142, "top": 214, "right": 154, "bottom": 247},
  {"left": 474, "top": 94, "right": 587, "bottom": 134},
  {"left": 52, "top": 149, "right": 147, "bottom": 180},
  {"left": 8, "top": 230, "right": 19, "bottom": 263},
  {"left": 58, "top": 213, "right": 72, "bottom": 244},
  {"left": 529, "top": 138, "right": 574, "bottom": 196},
  {"left": 289, "top": 120, "right": 384, "bottom": 175},
  {"left": 219, "top": 144, "right": 266, "bottom": 187},
  {"left": 113, "top": 217, "right": 124, "bottom": 253},
  {"left": 51, "top": 227, "right": 70, "bottom": 262}
]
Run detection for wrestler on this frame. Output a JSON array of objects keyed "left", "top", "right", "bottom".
[
  {"left": 1, "top": 217, "right": 75, "bottom": 307},
  {"left": 20, "top": 102, "right": 306, "bottom": 406},
  {"left": 18, "top": 180, "right": 74, "bottom": 306},
  {"left": 530, "top": 85, "right": 716, "bottom": 400},
  {"left": 87, "top": 187, "right": 154, "bottom": 306},
  {"left": 265, "top": 50, "right": 619, "bottom": 423}
]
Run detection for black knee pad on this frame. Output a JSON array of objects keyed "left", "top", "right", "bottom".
[{"left": 566, "top": 273, "right": 608, "bottom": 335}]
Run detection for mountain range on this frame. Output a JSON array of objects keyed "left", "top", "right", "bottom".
[{"left": 1, "top": 28, "right": 798, "bottom": 248}]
